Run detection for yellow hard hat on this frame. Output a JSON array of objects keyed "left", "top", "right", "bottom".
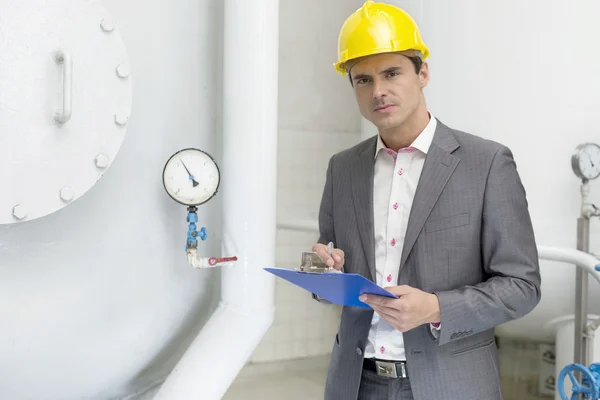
[{"left": 334, "top": 1, "right": 430, "bottom": 76}]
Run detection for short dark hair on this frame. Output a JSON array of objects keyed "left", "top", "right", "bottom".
[{"left": 348, "top": 56, "right": 423, "bottom": 86}]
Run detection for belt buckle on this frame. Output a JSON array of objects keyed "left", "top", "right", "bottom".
[{"left": 375, "top": 361, "right": 399, "bottom": 378}]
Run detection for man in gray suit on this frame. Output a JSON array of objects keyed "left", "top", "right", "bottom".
[{"left": 311, "top": 2, "right": 541, "bottom": 399}]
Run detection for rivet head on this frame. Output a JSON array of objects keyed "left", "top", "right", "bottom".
[
  {"left": 100, "top": 18, "right": 115, "bottom": 32},
  {"left": 60, "top": 186, "right": 75, "bottom": 202},
  {"left": 114, "top": 112, "right": 129, "bottom": 126},
  {"left": 116, "top": 63, "right": 130, "bottom": 78},
  {"left": 95, "top": 153, "right": 109, "bottom": 169},
  {"left": 12, "top": 204, "right": 27, "bottom": 220}
]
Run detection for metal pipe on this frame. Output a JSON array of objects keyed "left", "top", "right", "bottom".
[
  {"left": 575, "top": 217, "right": 591, "bottom": 368},
  {"left": 153, "top": 0, "right": 279, "bottom": 398},
  {"left": 274, "top": 219, "right": 600, "bottom": 280}
]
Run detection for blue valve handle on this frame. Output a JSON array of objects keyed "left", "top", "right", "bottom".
[
  {"left": 186, "top": 207, "right": 207, "bottom": 251},
  {"left": 558, "top": 363, "right": 600, "bottom": 400}
]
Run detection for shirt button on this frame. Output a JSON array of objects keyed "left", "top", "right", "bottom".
[
  {"left": 392, "top": 202, "right": 398, "bottom": 210},
  {"left": 387, "top": 274, "right": 392, "bottom": 282},
  {"left": 356, "top": 347, "right": 363, "bottom": 356},
  {"left": 390, "top": 238, "right": 396, "bottom": 246},
  {"left": 397, "top": 168, "right": 403, "bottom": 176}
]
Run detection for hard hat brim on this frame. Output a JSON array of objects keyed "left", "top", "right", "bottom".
[{"left": 334, "top": 48, "right": 429, "bottom": 76}]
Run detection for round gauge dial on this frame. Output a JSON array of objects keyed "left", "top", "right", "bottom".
[
  {"left": 572, "top": 143, "right": 600, "bottom": 182},
  {"left": 162, "top": 148, "right": 220, "bottom": 206}
]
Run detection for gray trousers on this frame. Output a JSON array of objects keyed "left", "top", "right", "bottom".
[{"left": 357, "top": 368, "right": 414, "bottom": 400}]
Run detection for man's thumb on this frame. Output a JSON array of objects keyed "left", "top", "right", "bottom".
[{"left": 384, "top": 285, "right": 413, "bottom": 297}]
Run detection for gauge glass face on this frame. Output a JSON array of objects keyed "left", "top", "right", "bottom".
[
  {"left": 575, "top": 143, "right": 600, "bottom": 181},
  {"left": 163, "top": 149, "right": 220, "bottom": 205}
]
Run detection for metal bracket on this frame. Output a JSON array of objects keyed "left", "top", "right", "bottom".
[{"left": 295, "top": 251, "right": 330, "bottom": 274}]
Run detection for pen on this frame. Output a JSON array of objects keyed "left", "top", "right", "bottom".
[{"left": 326, "top": 241, "right": 342, "bottom": 273}]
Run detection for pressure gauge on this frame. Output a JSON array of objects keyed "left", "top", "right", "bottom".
[
  {"left": 572, "top": 143, "right": 600, "bottom": 182},
  {"left": 162, "top": 148, "right": 220, "bottom": 206}
]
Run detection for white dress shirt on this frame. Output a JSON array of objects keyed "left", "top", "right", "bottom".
[{"left": 364, "top": 113, "right": 439, "bottom": 361}]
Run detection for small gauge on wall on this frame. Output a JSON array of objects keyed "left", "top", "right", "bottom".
[
  {"left": 162, "top": 148, "right": 220, "bottom": 206},
  {"left": 572, "top": 143, "right": 600, "bottom": 182}
]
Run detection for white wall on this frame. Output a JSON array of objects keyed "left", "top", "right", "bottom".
[
  {"left": 393, "top": 0, "right": 600, "bottom": 341},
  {"left": 0, "top": 0, "right": 224, "bottom": 399}
]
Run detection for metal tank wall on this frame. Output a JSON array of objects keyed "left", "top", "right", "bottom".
[{"left": 0, "top": 0, "right": 224, "bottom": 398}]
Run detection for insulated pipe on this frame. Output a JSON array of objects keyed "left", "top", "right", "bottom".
[
  {"left": 277, "top": 221, "right": 600, "bottom": 274},
  {"left": 537, "top": 246, "right": 600, "bottom": 285},
  {"left": 153, "top": 0, "right": 278, "bottom": 399},
  {"left": 276, "top": 221, "right": 600, "bottom": 283}
]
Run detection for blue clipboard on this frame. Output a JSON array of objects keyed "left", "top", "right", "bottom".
[{"left": 263, "top": 267, "right": 397, "bottom": 309}]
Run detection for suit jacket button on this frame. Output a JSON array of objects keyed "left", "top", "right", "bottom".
[{"left": 356, "top": 347, "right": 363, "bottom": 356}]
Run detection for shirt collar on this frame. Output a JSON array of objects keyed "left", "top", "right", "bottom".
[{"left": 375, "top": 113, "right": 437, "bottom": 159}]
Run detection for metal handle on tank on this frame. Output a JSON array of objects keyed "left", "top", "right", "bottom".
[{"left": 54, "top": 49, "right": 72, "bottom": 124}]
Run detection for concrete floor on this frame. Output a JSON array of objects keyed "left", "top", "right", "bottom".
[
  {"left": 129, "top": 354, "right": 552, "bottom": 400},
  {"left": 223, "top": 356, "right": 551, "bottom": 400},
  {"left": 126, "top": 356, "right": 328, "bottom": 400},
  {"left": 223, "top": 356, "right": 329, "bottom": 400}
]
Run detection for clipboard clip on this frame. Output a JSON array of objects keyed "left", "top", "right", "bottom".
[{"left": 295, "top": 252, "right": 330, "bottom": 274}]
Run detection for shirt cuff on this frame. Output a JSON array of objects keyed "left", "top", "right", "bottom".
[{"left": 429, "top": 322, "right": 441, "bottom": 339}]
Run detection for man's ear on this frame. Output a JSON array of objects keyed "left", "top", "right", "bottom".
[{"left": 419, "top": 62, "right": 429, "bottom": 88}]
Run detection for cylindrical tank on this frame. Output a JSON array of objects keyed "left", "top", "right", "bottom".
[{"left": 0, "top": 0, "right": 222, "bottom": 399}]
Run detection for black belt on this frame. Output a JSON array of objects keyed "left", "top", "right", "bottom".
[{"left": 363, "top": 358, "right": 409, "bottom": 378}]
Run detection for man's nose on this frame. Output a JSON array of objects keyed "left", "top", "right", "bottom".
[{"left": 372, "top": 81, "right": 387, "bottom": 99}]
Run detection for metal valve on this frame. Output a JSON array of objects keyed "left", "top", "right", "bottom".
[
  {"left": 183, "top": 206, "right": 237, "bottom": 269},
  {"left": 558, "top": 363, "right": 600, "bottom": 400},
  {"left": 186, "top": 206, "right": 207, "bottom": 251}
]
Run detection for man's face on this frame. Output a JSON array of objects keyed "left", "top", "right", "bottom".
[{"left": 349, "top": 53, "right": 429, "bottom": 131}]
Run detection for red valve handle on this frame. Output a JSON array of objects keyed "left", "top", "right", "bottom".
[{"left": 208, "top": 256, "right": 238, "bottom": 266}]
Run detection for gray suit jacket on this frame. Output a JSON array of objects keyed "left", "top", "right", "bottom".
[{"left": 317, "top": 119, "right": 541, "bottom": 400}]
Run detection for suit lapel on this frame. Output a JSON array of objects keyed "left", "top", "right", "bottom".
[
  {"left": 399, "top": 121, "right": 461, "bottom": 270},
  {"left": 351, "top": 137, "right": 377, "bottom": 281}
]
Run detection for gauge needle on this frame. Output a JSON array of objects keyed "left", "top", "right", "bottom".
[
  {"left": 180, "top": 158, "right": 199, "bottom": 187},
  {"left": 586, "top": 151, "right": 595, "bottom": 167}
]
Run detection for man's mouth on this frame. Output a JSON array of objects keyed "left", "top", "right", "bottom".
[{"left": 374, "top": 104, "right": 395, "bottom": 112}]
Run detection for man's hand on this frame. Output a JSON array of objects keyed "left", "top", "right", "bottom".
[
  {"left": 359, "top": 285, "right": 440, "bottom": 333},
  {"left": 312, "top": 243, "right": 344, "bottom": 270}
]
